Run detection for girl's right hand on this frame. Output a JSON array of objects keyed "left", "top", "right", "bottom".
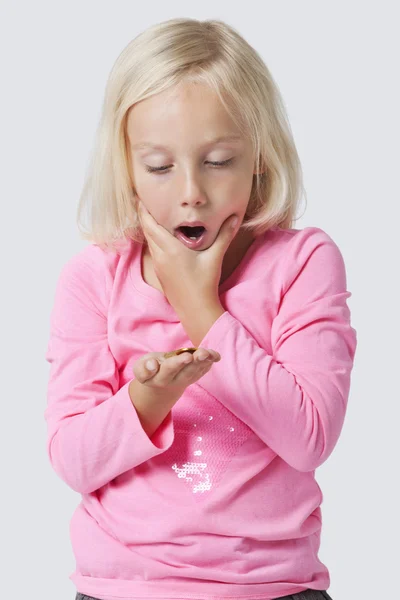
[{"left": 132, "top": 348, "right": 221, "bottom": 393}]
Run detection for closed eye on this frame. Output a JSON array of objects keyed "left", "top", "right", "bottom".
[{"left": 145, "top": 158, "right": 234, "bottom": 174}]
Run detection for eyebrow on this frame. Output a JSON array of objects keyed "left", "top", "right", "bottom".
[{"left": 132, "top": 134, "right": 243, "bottom": 151}]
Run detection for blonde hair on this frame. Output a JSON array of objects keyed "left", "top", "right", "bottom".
[{"left": 77, "top": 18, "right": 306, "bottom": 253}]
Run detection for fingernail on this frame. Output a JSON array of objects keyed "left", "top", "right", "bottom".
[
  {"left": 198, "top": 354, "right": 209, "bottom": 361},
  {"left": 146, "top": 359, "right": 157, "bottom": 370},
  {"left": 230, "top": 217, "right": 238, "bottom": 229}
]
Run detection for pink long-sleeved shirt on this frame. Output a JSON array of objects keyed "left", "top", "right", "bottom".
[{"left": 45, "top": 225, "right": 357, "bottom": 600}]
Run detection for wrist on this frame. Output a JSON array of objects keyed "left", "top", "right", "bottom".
[
  {"left": 177, "top": 300, "right": 225, "bottom": 347},
  {"left": 128, "top": 378, "right": 183, "bottom": 439},
  {"left": 129, "top": 377, "right": 182, "bottom": 404}
]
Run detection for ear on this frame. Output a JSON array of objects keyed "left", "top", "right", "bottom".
[
  {"left": 253, "top": 166, "right": 267, "bottom": 175},
  {"left": 253, "top": 157, "right": 267, "bottom": 176}
]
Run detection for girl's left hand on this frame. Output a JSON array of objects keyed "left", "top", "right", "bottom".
[{"left": 138, "top": 202, "right": 239, "bottom": 312}]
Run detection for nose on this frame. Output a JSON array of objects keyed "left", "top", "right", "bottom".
[{"left": 180, "top": 169, "right": 208, "bottom": 207}]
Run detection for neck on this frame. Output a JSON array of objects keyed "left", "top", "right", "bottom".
[{"left": 219, "top": 228, "right": 255, "bottom": 285}]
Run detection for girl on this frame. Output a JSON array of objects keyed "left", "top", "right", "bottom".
[{"left": 45, "top": 17, "right": 357, "bottom": 600}]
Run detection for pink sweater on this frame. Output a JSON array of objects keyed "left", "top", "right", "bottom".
[{"left": 44, "top": 225, "right": 357, "bottom": 600}]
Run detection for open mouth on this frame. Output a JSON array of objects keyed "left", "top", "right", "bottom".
[
  {"left": 174, "top": 225, "right": 208, "bottom": 249},
  {"left": 177, "top": 225, "right": 206, "bottom": 240}
]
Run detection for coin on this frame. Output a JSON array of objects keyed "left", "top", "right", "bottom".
[{"left": 163, "top": 347, "right": 198, "bottom": 359}]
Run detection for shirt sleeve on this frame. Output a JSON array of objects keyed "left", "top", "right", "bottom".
[
  {"left": 197, "top": 227, "right": 357, "bottom": 472},
  {"left": 44, "top": 249, "right": 175, "bottom": 494}
]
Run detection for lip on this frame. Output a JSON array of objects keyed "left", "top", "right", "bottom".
[
  {"left": 174, "top": 228, "right": 209, "bottom": 250},
  {"left": 175, "top": 220, "right": 208, "bottom": 229}
]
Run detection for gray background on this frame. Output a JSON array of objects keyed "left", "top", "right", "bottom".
[{"left": 1, "top": 1, "right": 398, "bottom": 599}]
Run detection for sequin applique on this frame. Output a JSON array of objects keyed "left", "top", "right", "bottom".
[{"left": 155, "top": 384, "right": 252, "bottom": 502}]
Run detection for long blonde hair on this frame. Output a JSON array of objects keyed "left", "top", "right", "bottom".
[{"left": 77, "top": 18, "right": 306, "bottom": 253}]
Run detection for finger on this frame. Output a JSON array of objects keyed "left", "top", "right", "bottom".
[
  {"left": 193, "top": 348, "right": 220, "bottom": 362},
  {"left": 133, "top": 355, "right": 160, "bottom": 383},
  {"left": 138, "top": 204, "right": 155, "bottom": 241},
  {"left": 193, "top": 348, "right": 210, "bottom": 362},
  {"left": 139, "top": 202, "right": 181, "bottom": 253},
  {"left": 172, "top": 356, "right": 213, "bottom": 384},
  {"left": 209, "top": 349, "right": 221, "bottom": 361},
  {"left": 138, "top": 204, "right": 164, "bottom": 250},
  {"left": 206, "top": 214, "right": 239, "bottom": 260},
  {"left": 148, "top": 352, "right": 192, "bottom": 387},
  {"left": 159, "top": 350, "right": 193, "bottom": 373}
]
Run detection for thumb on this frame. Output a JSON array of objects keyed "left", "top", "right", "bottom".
[
  {"left": 214, "top": 215, "right": 239, "bottom": 250},
  {"left": 133, "top": 352, "right": 161, "bottom": 383},
  {"left": 228, "top": 215, "right": 239, "bottom": 230}
]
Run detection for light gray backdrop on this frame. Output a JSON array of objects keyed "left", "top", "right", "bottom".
[{"left": 1, "top": 1, "right": 398, "bottom": 599}]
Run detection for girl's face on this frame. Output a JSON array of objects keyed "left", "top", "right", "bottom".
[{"left": 127, "top": 81, "right": 257, "bottom": 251}]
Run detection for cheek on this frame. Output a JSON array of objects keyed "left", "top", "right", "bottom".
[
  {"left": 223, "top": 179, "right": 253, "bottom": 214},
  {"left": 132, "top": 162, "right": 164, "bottom": 197},
  {"left": 222, "top": 167, "right": 253, "bottom": 197},
  {"left": 235, "top": 174, "right": 255, "bottom": 212},
  {"left": 134, "top": 172, "right": 155, "bottom": 198},
  {"left": 133, "top": 176, "right": 164, "bottom": 213}
]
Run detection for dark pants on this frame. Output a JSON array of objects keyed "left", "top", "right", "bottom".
[{"left": 76, "top": 589, "right": 333, "bottom": 600}]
